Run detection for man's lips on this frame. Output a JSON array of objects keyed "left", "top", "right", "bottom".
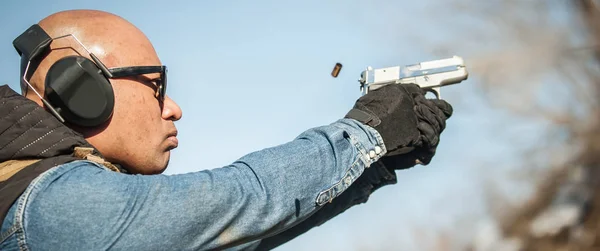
[
  {"left": 168, "top": 136, "right": 179, "bottom": 147},
  {"left": 167, "top": 131, "right": 179, "bottom": 149}
]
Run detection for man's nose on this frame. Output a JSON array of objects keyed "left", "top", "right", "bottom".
[{"left": 162, "top": 96, "right": 183, "bottom": 121}]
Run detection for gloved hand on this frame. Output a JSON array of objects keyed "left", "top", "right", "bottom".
[{"left": 345, "top": 84, "right": 453, "bottom": 166}]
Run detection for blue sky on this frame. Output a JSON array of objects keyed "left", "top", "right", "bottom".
[{"left": 0, "top": 1, "right": 547, "bottom": 250}]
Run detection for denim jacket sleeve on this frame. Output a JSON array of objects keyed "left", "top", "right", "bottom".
[
  {"left": 239, "top": 161, "right": 398, "bottom": 250},
  {"left": 8, "top": 118, "right": 387, "bottom": 250},
  {"left": 256, "top": 161, "right": 398, "bottom": 250}
]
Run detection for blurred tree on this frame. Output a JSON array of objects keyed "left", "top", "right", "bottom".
[{"left": 436, "top": 0, "right": 600, "bottom": 250}]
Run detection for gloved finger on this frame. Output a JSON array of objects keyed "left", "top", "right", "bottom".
[
  {"left": 380, "top": 154, "right": 419, "bottom": 170},
  {"left": 414, "top": 147, "right": 436, "bottom": 165},
  {"left": 409, "top": 144, "right": 437, "bottom": 165},
  {"left": 417, "top": 99, "right": 446, "bottom": 133},
  {"left": 428, "top": 99, "right": 453, "bottom": 118},
  {"left": 380, "top": 143, "right": 439, "bottom": 169},
  {"left": 417, "top": 121, "right": 439, "bottom": 147},
  {"left": 386, "top": 145, "right": 417, "bottom": 157},
  {"left": 414, "top": 97, "right": 444, "bottom": 134}
]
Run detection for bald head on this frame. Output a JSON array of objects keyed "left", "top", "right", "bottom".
[
  {"left": 24, "top": 9, "right": 160, "bottom": 98},
  {"left": 19, "top": 9, "right": 182, "bottom": 174}
]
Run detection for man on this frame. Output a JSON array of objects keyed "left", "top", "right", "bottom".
[{"left": 0, "top": 9, "right": 453, "bottom": 250}]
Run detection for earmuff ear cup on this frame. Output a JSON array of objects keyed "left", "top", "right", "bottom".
[{"left": 45, "top": 56, "right": 114, "bottom": 127}]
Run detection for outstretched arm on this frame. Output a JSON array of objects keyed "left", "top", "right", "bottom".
[{"left": 19, "top": 118, "right": 386, "bottom": 250}]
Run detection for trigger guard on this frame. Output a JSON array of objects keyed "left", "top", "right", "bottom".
[{"left": 425, "top": 88, "right": 441, "bottom": 99}]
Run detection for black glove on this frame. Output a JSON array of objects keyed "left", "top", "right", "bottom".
[{"left": 345, "top": 84, "right": 453, "bottom": 165}]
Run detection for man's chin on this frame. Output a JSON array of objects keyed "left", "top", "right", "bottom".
[
  {"left": 155, "top": 152, "right": 171, "bottom": 174},
  {"left": 158, "top": 159, "right": 170, "bottom": 174},
  {"left": 124, "top": 157, "right": 170, "bottom": 175},
  {"left": 136, "top": 166, "right": 168, "bottom": 175}
]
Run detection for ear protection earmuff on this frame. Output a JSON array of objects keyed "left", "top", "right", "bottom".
[{"left": 13, "top": 24, "right": 115, "bottom": 127}]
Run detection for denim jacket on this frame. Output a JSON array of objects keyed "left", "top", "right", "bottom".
[{"left": 0, "top": 117, "right": 397, "bottom": 250}]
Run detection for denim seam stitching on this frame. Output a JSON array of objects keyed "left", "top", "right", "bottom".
[
  {"left": 360, "top": 123, "right": 387, "bottom": 157},
  {"left": 336, "top": 119, "right": 387, "bottom": 156},
  {"left": 315, "top": 124, "right": 386, "bottom": 206},
  {"left": 355, "top": 136, "right": 373, "bottom": 167},
  {"left": 369, "top": 126, "right": 386, "bottom": 154},
  {"left": 349, "top": 133, "right": 384, "bottom": 168},
  {"left": 315, "top": 158, "right": 364, "bottom": 206},
  {"left": 315, "top": 130, "right": 372, "bottom": 206},
  {"left": 333, "top": 122, "right": 386, "bottom": 167},
  {"left": 0, "top": 224, "right": 17, "bottom": 243}
]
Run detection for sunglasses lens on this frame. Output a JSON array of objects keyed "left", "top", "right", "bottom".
[{"left": 161, "top": 67, "right": 167, "bottom": 99}]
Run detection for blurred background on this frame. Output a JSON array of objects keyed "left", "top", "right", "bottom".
[{"left": 1, "top": 0, "right": 599, "bottom": 250}]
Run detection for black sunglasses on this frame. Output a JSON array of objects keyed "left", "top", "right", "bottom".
[{"left": 108, "top": 66, "right": 168, "bottom": 101}]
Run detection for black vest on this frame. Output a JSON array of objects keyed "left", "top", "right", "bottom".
[{"left": 0, "top": 85, "right": 115, "bottom": 222}]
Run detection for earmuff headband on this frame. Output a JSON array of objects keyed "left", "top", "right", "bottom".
[{"left": 14, "top": 25, "right": 66, "bottom": 123}]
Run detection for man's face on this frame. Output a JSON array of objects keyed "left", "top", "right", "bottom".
[
  {"left": 81, "top": 46, "right": 183, "bottom": 175},
  {"left": 94, "top": 74, "right": 182, "bottom": 174}
]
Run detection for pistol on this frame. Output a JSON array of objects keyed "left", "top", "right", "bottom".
[{"left": 358, "top": 56, "right": 468, "bottom": 99}]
